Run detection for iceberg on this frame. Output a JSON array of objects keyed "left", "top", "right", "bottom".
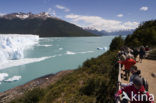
[
  {"left": 4, "top": 76, "right": 22, "bottom": 82},
  {"left": 59, "top": 48, "right": 63, "bottom": 50},
  {"left": 0, "top": 56, "right": 52, "bottom": 70},
  {"left": 0, "top": 73, "right": 9, "bottom": 84},
  {"left": 77, "top": 51, "right": 94, "bottom": 54},
  {"left": 97, "top": 47, "right": 108, "bottom": 51},
  {"left": 65, "top": 51, "right": 94, "bottom": 55},
  {"left": 0, "top": 34, "right": 39, "bottom": 64},
  {"left": 66, "top": 51, "right": 76, "bottom": 55},
  {"left": 38, "top": 44, "right": 53, "bottom": 47},
  {"left": 0, "top": 73, "right": 21, "bottom": 84}
]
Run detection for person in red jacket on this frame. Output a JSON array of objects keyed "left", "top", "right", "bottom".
[
  {"left": 115, "top": 76, "right": 154, "bottom": 103},
  {"left": 118, "top": 55, "right": 136, "bottom": 80}
]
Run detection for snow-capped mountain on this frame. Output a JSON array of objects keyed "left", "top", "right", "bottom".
[
  {"left": 0, "top": 12, "right": 59, "bottom": 20},
  {"left": 83, "top": 27, "right": 134, "bottom": 36},
  {"left": 0, "top": 12, "right": 95, "bottom": 37},
  {"left": 83, "top": 27, "right": 107, "bottom": 35}
]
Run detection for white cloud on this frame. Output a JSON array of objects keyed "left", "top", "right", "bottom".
[
  {"left": 47, "top": 8, "right": 56, "bottom": 16},
  {"left": 117, "top": 14, "right": 123, "bottom": 17},
  {"left": 140, "top": 6, "right": 148, "bottom": 11},
  {"left": 0, "top": 13, "right": 5, "bottom": 16},
  {"left": 65, "top": 14, "right": 139, "bottom": 32},
  {"left": 56, "top": 5, "right": 70, "bottom": 12}
]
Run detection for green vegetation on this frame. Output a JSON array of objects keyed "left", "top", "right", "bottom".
[
  {"left": 11, "top": 51, "right": 119, "bottom": 103},
  {"left": 11, "top": 88, "right": 45, "bottom": 103},
  {"left": 125, "top": 20, "right": 156, "bottom": 47},
  {"left": 147, "top": 48, "right": 156, "bottom": 60},
  {"left": 0, "top": 18, "right": 96, "bottom": 37},
  {"left": 109, "top": 35, "right": 124, "bottom": 51}
]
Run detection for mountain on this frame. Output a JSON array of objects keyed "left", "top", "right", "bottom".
[
  {"left": 84, "top": 27, "right": 134, "bottom": 36},
  {"left": 83, "top": 27, "right": 108, "bottom": 35},
  {"left": 0, "top": 12, "right": 96, "bottom": 37},
  {"left": 106, "top": 30, "right": 134, "bottom": 36}
]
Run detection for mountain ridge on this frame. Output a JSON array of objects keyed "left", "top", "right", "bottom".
[
  {"left": 0, "top": 12, "right": 97, "bottom": 37},
  {"left": 0, "top": 12, "right": 61, "bottom": 20},
  {"left": 83, "top": 27, "right": 134, "bottom": 36}
]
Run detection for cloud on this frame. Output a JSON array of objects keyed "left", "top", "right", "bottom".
[
  {"left": 47, "top": 8, "right": 56, "bottom": 16},
  {"left": 0, "top": 13, "right": 5, "bottom": 16},
  {"left": 56, "top": 5, "right": 70, "bottom": 12},
  {"left": 65, "top": 14, "right": 139, "bottom": 32},
  {"left": 140, "top": 6, "right": 148, "bottom": 11},
  {"left": 117, "top": 14, "right": 123, "bottom": 17}
]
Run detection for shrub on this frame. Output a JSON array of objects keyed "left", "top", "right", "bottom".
[
  {"left": 125, "top": 20, "right": 156, "bottom": 47},
  {"left": 11, "top": 88, "right": 45, "bottom": 103},
  {"left": 109, "top": 35, "right": 124, "bottom": 51}
]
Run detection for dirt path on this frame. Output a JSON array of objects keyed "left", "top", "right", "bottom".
[
  {"left": 120, "top": 58, "right": 156, "bottom": 102},
  {"left": 136, "top": 59, "right": 156, "bottom": 99}
]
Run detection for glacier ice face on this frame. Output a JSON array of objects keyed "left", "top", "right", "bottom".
[{"left": 0, "top": 34, "right": 39, "bottom": 63}]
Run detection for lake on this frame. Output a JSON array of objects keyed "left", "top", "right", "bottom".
[{"left": 0, "top": 35, "right": 115, "bottom": 92}]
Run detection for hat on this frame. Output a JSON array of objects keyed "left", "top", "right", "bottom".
[{"left": 133, "top": 76, "right": 143, "bottom": 86}]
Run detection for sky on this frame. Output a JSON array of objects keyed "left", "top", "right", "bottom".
[{"left": 0, "top": 0, "right": 156, "bottom": 32}]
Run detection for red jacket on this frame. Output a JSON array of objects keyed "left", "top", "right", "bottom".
[
  {"left": 118, "top": 58, "right": 136, "bottom": 70},
  {"left": 116, "top": 84, "right": 154, "bottom": 103}
]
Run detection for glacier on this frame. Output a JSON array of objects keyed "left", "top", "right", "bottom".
[{"left": 0, "top": 34, "right": 39, "bottom": 64}]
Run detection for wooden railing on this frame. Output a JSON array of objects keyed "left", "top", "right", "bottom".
[{"left": 116, "top": 64, "right": 121, "bottom": 103}]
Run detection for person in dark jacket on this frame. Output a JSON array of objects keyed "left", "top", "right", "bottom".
[
  {"left": 139, "top": 46, "right": 145, "bottom": 63},
  {"left": 129, "top": 66, "right": 141, "bottom": 83},
  {"left": 133, "top": 48, "right": 139, "bottom": 61}
]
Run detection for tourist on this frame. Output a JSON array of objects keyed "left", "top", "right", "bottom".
[
  {"left": 129, "top": 66, "right": 141, "bottom": 82},
  {"left": 120, "top": 65, "right": 141, "bottom": 87},
  {"left": 132, "top": 48, "right": 139, "bottom": 61},
  {"left": 115, "top": 76, "right": 153, "bottom": 103},
  {"left": 145, "top": 45, "right": 150, "bottom": 52},
  {"left": 118, "top": 54, "right": 136, "bottom": 80},
  {"left": 139, "top": 46, "right": 146, "bottom": 63}
]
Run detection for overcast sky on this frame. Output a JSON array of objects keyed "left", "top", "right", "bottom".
[{"left": 0, "top": 0, "right": 155, "bottom": 32}]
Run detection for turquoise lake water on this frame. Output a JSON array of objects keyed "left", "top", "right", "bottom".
[{"left": 0, "top": 36, "right": 115, "bottom": 92}]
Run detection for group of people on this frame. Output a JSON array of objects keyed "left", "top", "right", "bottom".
[
  {"left": 117, "top": 46, "right": 148, "bottom": 80},
  {"left": 115, "top": 46, "right": 154, "bottom": 103}
]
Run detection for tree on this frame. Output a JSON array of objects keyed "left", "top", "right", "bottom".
[{"left": 109, "top": 36, "right": 124, "bottom": 51}]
